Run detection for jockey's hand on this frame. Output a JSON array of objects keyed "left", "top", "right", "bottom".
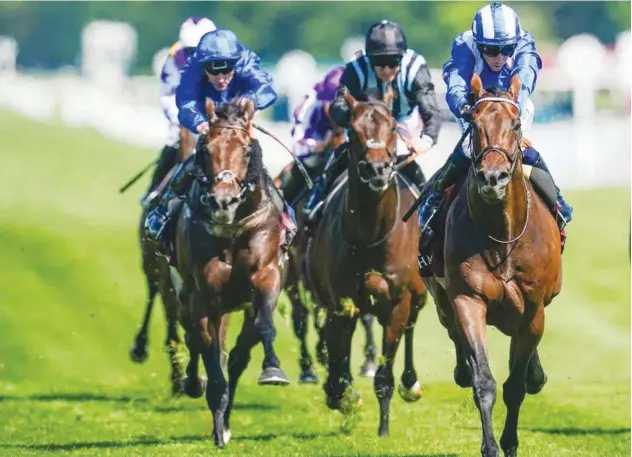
[
  {"left": 410, "top": 136, "right": 433, "bottom": 156},
  {"left": 196, "top": 122, "right": 210, "bottom": 135},
  {"left": 460, "top": 105, "right": 473, "bottom": 122}
]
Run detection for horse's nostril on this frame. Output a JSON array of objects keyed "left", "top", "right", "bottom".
[{"left": 498, "top": 171, "right": 510, "bottom": 182}]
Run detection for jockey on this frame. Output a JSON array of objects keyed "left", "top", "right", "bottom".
[
  {"left": 416, "top": 2, "right": 573, "bottom": 246},
  {"left": 280, "top": 65, "right": 346, "bottom": 206},
  {"left": 142, "top": 17, "right": 217, "bottom": 203},
  {"left": 144, "top": 28, "right": 297, "bottom": 248},
  {"left": 302, "top": 20, "right": 442, "bottom": 223}
]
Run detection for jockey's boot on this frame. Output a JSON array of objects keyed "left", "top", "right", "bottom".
[
  {"left": 144, "top": 155, "right": 198, "bottom": 244},
  {"left": 417, "top": 148, "right": 470, "bottom": 238},
  {"left": 523, "top": 146, "right": 573, "bottom": 249},
  {"left": 399, "top": 158, "right": 427, "bottom": 190},
  {"left": 302, "top": 144, "right": 348, "bottom": 230},
  {"left": 141, "top": 145, "right": 179, "bottom": 206}
]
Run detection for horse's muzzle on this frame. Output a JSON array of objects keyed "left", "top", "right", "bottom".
[
  {"left": 201, "top": 192, "right": 241, "bottom": 224},
  {"left": 359, "top": 160, "right": 393, "bottom": 191},
  {"left": 476, "top": 168, "right": 510, "bottom": 202}
]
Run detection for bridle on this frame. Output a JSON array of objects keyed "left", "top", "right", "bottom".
[
  {"left": 467, "top": 95, "right": 531, "bottom": 245},
  {"left": 198, "top": 122, "right": 256, "bottom": 208}
]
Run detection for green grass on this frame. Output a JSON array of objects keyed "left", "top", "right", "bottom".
[{"left": 0, "top": 109, "right": 629, "bottom": 456}]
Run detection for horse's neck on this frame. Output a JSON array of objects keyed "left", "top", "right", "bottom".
[
  {"left": 468, "top": 167, "right": 528, "bottom": 243},
  {"left": 344, "top": 167, "right": 398, "bottom": 247}
]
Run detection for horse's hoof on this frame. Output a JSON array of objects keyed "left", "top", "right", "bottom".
[
  {"left": 526, "top": 372, "right": 547, "bottom": 395},
  {"left": 339, "top": 388, "right": 363, "bottom": 416},
  {"left": 298, "top": 369, "right": 319, "bottom": 384},
  {"left": 180, "top": 376, "right": 207, "bottom": 398},
  {"left": 129, "top": 344, "right": 148, "bottom": 364},
  {"left": 223, "top": 429, "right": 232, "bottom": 445},
  {"left": 258, "top": 367, "right": 290, "bottom": 386},
  {"left": 359, "top": 360, "right": 378, "bottom": 378},
  {"left": 398, "top": 380, "right": 423, "bottom": 403}
]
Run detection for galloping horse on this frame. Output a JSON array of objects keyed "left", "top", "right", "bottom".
[
  {"left": 280, "top": 114, "right": 381, "bottom": 383},
  {"left": 170, "top": 97, "right": 289, "bottom": 447},
  {"left": 130, "top": 126, "right": 200, "bottom": 394},
  {"left": 422, "top": 74, "right": 562, "bottom": 457},
  {"left": 307, "top": 86, "right": 427, "bottom": 436}
]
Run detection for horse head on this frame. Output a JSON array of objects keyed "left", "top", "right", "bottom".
[
  {"left": 344, "top": 85, "right": 398, "bottom": 192},
  {"left": 469, "top": 73, "right": 523, "bottom": 203},
  {"left": 199, "top": 97, "right": 256, "bottom": 225}
]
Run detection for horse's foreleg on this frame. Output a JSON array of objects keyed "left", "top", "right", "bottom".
[
  {"left": 252, "top": 264, "right": 289, "bottom": 386},
  {"left": 375, "top": 292, "right": 410, "bottom": 437},
  {"left": 314, "top": 304, "right": 329, "bottom": 367},
  {"left": 324, "top": 313, "right": 360, "bottom": 413},
  {"left": 130, "top": 275, "right": 158, "bottom": 363},
  {"left": 198, "top": 315, "right": 231, "bottom": 448},
  {"left": 453, "top": 295, "right": 499, "bottom": 457},
  {"left": 398, "top": 283, "right": 426, "bottom": 403},
  {"left": 160, "top": 283, "right": 185, "bottom": 395},
  {"left": 500, "top": 306, "right": 545, "bottom": 457},
  {"left": 290, "top": 284, "right": 319, "bottom": 384},
  {"left": 181, "top": 331, "right": 205, "bottom": 398},
  {"left": 359, "top": 313, "right": 378, "bottom": 377},
  {"left": 225, "top": 309, "right": 260, "bottom": 432}
]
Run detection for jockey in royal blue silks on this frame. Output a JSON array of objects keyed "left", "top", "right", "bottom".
[
  {"left": 144, "top": 28, "right": 297, "bottom": 248},
  {"left": 141, "top": 16, "right": 217, "bottom": 204},
  {"left": 416, "top": 1, "right": 573, "bottom": 249}
]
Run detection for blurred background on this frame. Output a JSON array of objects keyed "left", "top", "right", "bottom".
[
  {"left": 0, "top": 1, "right": 630, "bottom": 183},
  {"left": 0, "top": 2, "right": 629, "bottom": 456}
]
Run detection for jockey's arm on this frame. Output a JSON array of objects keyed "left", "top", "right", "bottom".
[
  {"left": 442, "top": 34, "right": 476, "bottom": 120},
  {"left": 175, "top": 60, "right": 207, "bottom": 133},
  {"left": 158, "top": 55, "right": 181, "bottom": 125},
  {"left": 409, "top": 62, "right": 442, "bottom": 148},
  {"left": 511, "top": 32, "right": 543, "bottom": 113},
  {"left": 290, "top": 91, "right": 321, "bottom": 156},
  {"left": 329, "top": 64, "right": 361, "bottom": 128},
  {"left": 239, "top": 50, "right": 278, "bottom": 110}
]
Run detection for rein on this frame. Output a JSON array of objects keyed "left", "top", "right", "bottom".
[{"left": 468, "top": 95, "right": 531, "bottom": 244}]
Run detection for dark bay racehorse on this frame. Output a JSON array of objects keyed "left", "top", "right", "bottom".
[
  {"left": 280, "top": 116, "right": 380, "bottom": 383},
  {"left": 422, "top": 74, "right": 562, "bottom": 457},
  {"left": 307, "top": 86, "right": 427, "bottom": 436},
  {"left": 170, "top": 97, "right": 289, "bottom": 447}
]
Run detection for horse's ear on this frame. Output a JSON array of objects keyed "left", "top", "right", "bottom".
[
  {"left": 508, "top": 73, "right": 521, "bottom": 102},
  {"left": 242, "top": 97, "right": 256, "bottom": 123},
  {"left": 470, "top": 73, "right": 484, "bottom": 101},
  {"left": 383, "top": 84, "right": 394, "bottom": 108},
  {"left": 343, "top": 87, "right": 358, "bottom": 112},
  {"left": 205, "top": 98, "right": 218, "bottom": 124}
]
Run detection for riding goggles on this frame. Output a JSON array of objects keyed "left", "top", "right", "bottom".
[
  {"left": 477, "top": 44, "right": 516, "bottom": 57},
  {"left": 203, "top": 60, "right": 237, "bottom": 75},
  {"left": 369, "top": 55, "right": 402, "bottom": 69}
]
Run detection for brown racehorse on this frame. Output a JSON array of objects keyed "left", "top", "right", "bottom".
[
  {"left": 170, "top": 97, "right": 289, "bottom": 447},
  {"left": 307, "top": 86, "right": 427, "bottom": 436},
  {"left": 130, "top": 126, "right": 231, "bottom": 394},
  {"left": 422, "top": 73, "right": 562, "bottom": 457}
]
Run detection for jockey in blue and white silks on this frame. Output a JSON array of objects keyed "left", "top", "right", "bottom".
[
  {"left": 144, "top": 28, "right": 297, "bottom": 248},
  {"left": 142, "top": 17, "right": 217, "bottom": 203},
  {"left": 416, "top": 1, "right": 573, "bottom": 248}
]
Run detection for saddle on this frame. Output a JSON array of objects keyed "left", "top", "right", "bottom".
[{"left": 417, "top": 176, "right": 465, "bottom": 278}]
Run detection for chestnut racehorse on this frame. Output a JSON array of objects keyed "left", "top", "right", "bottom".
[{"left": 422, "top": 73, "right": 562, "bottom": 457}]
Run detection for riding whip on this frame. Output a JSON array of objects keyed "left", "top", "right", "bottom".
[
  {"left": 252, "top": 123, "right": 314, "bottom": 190},
  {"left": 119, "top": 159, "right": 158, "bottom": 194}
]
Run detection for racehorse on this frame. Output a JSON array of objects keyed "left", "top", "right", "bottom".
[
  {"left": 307, "top": 86, "right": 427, "bottom": 436},
  {"left": 279, "top": 113, "right": 381, "bottom": 383},
  {"left": 421, "top": 73, "right": 562, "bottom": 457},
  {"left": 170, "top": 97, "right": 289, "bottom": 447}
]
